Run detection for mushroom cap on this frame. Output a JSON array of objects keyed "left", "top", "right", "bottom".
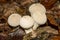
[
  {"left": 32, "top": 13, "right": 47, "bottom": 25},
  {"left": 20, "top": 15, "right": 34, "bottom": 29},
  {"left": 29, "top": 3, "right": 46, "bottom": 14},
  {"left": 8, "top": 13, "right": 21, "bottom": 27}
]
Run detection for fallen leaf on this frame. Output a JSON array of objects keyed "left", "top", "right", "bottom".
[
  {"left": 39, "top": 0, "right": 57, "bottom": 9},
  {"left": 51, "top": 35, "right": 60, "bottom": 40},
  {"left": 0, "top": 0, "right": 7, "bottom": 3},
  {"left": 47, "top": 14, "right": 58, "bottom": 26}
]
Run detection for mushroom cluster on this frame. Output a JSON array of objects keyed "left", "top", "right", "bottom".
[{"left": 7, "top": 3, "right": 47, "bottom": 34}]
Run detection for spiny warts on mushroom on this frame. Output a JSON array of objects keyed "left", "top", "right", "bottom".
[
  {"left": 29, "top": 3, "right": 47, "bottom": 30},
  {"left": 19, "top": 15, "right": 34, "bottom": 29},
  {"left": 8, "top": 13, "right": 21, "bottom": 27}
]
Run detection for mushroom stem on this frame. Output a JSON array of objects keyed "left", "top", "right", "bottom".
[
  {"left": 25, "top": 28, "right": 33, "bottom": 34},
  {"left": 33, "top": 22, "right": 39, "bottom": 30},
  {"left": 25, "top": 22, "right": 39, "bottom": 34},
  {"left": 25, "top": 28, "right": 37, "bottom": 38}
]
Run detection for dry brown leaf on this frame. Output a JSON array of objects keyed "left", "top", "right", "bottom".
[
  {"left": 40, "top": 0, "right": 57, "bottom": 9},
  {"left": 0, "top": 0, "right": 7, "bottom": 3},
  {"left": 47, "top": 14, "right": 58, "bottom": 26},
  {"left": 51, "top": 36, "right": 59, "bottom": 40}
]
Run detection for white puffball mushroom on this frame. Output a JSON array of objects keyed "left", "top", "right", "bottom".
[
  {"left": 20, "top": 15, "right": 34, "bottom": 29},
  {"left": 32, "top": 13, "right": 47, "bottom": 25},
  {"left": 32, "top": 13, "right": 47, "bottom": 30},
  {"left": 29, "top": 3, "right": 47, "bottom": 30},
  {"left": 29, "top": 3, "right": 46, "bottom": 14},
  {"left": 8, "top": 13, "right": 21, "bottom": 27}
]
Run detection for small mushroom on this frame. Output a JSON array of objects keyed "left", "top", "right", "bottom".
[
  {"left": 29, "top": 3, "right": 47, "bottom": 30},
  {"left": 19, "top": 15, "right": 34, "bottom": 34},
  {"left": 19, "top": 15, "right": 34, "bottom": 29},
  {"left": 8, "top": 13, "right": 21, "bottom": 27},
  {"left": 32, "top": 13, "right": 47, "bottom": 30},
  {"left": 29, "top": 3, "right": 46, "bottom": 14}
]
